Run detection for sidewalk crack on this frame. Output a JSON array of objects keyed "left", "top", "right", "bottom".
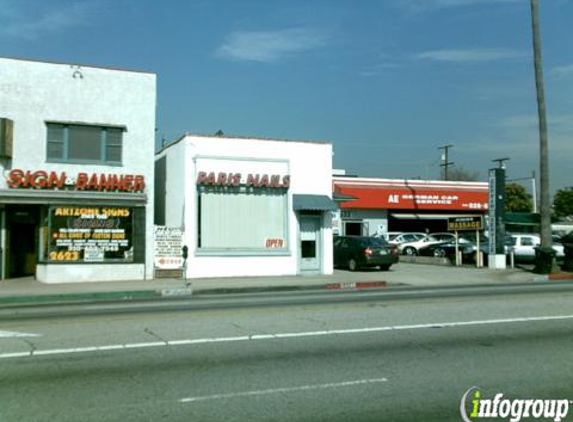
[
  {"left": 19, "top": 338, "right": 37, "bottom": 354},
  {"left": 143, "top": 327, "right": 168, "bottom": 344}
]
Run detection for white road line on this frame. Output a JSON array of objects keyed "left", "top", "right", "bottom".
[
  {"left": 1, "top": 314, "right": 573, "bottom": 360},
  {"left": 179, "top": 378, "right": 389, "bottom": 403},
  {"left": 0, "top": 330, "right": 40, "bottom": 338}
]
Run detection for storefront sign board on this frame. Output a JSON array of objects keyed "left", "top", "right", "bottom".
[{"left": 154, "top": 226, "right": 184, "bottom": 269}]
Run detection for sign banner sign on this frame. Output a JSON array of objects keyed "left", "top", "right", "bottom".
[
  {"left": 447, "top": 216, "right": 483, "bottom": 231},
  {"left": 6, "top": 169, "right": 145, "bottom": 192},
  {"left": 154, "top": 226, "right": 184, "bottom": 269},
  {"left": 48, "top": 206, "right": 133, "bottom": 262}
]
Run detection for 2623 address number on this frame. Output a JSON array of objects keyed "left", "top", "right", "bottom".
[{"left": 49, "top": 251, "right": 80, "bottom": 261}]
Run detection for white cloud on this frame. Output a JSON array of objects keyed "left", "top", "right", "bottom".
[
  {"left": 216, "top": 28, "right": 328, "bottom": 63},
  {"left": 551, "top": 64, "right": 573, "bottom": 78},
  {"left": 416, "top": 48, "right": 526, "bottom": 63},
  {"left": 0, "top": 1, "right": 95, "bottom": 40}
]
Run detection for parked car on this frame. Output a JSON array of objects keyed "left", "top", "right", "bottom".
[
  {"left": 418, "top": 240, "right": 475, "bottom": 259},
  {"left": 507, "top": 234, "right": 565, "bottom": 263},
  {"left": 377, "top": 232, "right": 403, "bottom": 242},
  {"left": 333, "top": 236, "right": 399, "bottom": 271},
  {"left": 399, "top": 233, "right": 466, "bottom": 256},
  {"left": 386, "top": 232, "right": 426, "bottom": 245}
]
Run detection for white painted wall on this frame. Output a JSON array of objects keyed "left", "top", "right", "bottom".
[
  {"left": 0, "top": 57, "right": 156, "bottom": 282},
  {"left": 156, "top": 134, "right": 333, "bottom": 278}
]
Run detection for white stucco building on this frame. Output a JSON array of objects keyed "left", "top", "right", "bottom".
[
  {"left": 0, "top": 57, "right": 156, "bottom": 283},
  {"left": 155, "top": 134, "right": 336, "bottom": 278}
]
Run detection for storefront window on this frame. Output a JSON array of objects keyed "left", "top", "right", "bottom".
[
  {"left": 47, "top": 206, "right": 135, "bottom": 263},
  {"left": 198, "top": 187, "right": 288, "bottom": 252}
]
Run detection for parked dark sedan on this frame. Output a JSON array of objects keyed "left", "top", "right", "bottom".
[{"left": 333, "top": 236, "right": 399, "bottom": 271}]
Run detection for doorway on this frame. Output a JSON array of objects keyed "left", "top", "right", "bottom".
[
  {"left": 6, "top": 206, "right": 41, "bottom": 278},
  {"left": 344, "top": 220, "right": 369, "bottom": 236},
  {"left": 299, "top": 215, "right": 321, "bottom": 273}
]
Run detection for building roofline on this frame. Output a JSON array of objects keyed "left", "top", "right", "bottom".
[
  {"left": 0, "top": 55, "right": 155, "bottom": 75},
  {"left": 333, "top": 175, "right": 488, "bottom": 189},
  {"left": 156, "top": 132, "right": 331, "bottom": 155}
]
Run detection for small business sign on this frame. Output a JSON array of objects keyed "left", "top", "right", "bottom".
[
  {"left": 48, "top": 206, "right": 133, "bottom": 263},
  {"left": 154, "top": 226, "right": 184, "bottom": 269},
  {"left": 196, "top": 171, "right": 290, "bottom": 188},
  {"left": 488, "top": 168, "right": 506, "bottom": 255},
  {"left": 447, "top": 216, "right": 483, "bottom": 231},
  {"left": 265, "top": 238, "right": 285, "bottom": 248},
  {"left": 83, "top": 247, "right": 105, "bottom": 262},
  {"left": 6, "top": 169, "right": 146, "bottom": 192}
]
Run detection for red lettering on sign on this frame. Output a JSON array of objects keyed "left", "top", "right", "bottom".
[
  {"left": 133, "top": 175, "right": 146, "bottom": 192},
  {"left": 266, "top": 238, "right": 284, "bottom": 248},
  {"left": 6, "top": 169, "right": 145, "bottom": 192},
  {"left": 196, "top": 171, "right": 290, "bottom": 189}
]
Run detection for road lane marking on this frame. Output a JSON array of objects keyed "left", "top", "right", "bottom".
[
  {"left": 2, "top": 314, "right": 573, "bottom": 359},
  {"left": 0, "top": 330, "right": 40, "bottom": 338},
  {"left": 180, "top": 378, "right": 388, "bottom": 403}
]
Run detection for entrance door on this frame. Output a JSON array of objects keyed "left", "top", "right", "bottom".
[
  {"left": 6, "top": 206, "right": 40, "bottom": 278},
  {"left": 344, "top": 220, "right": 369, "bottom": 236},
  {"left": 300, "top": 216, "right": 321, "bottom": 273}
]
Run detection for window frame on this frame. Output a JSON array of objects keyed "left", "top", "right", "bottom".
[
  {"left": 195, "top": 185, "right": 291, "bottom": 257},
  {"left": 45, "top": 122, "right": 125, "bottom": 166}
]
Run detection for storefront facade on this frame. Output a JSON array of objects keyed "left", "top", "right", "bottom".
[
  {"left": 333, "top": 177, "right": 489, "bottom": 236},
  {"left": 0, "top": 57, "right": 156, "bottom": 283},
  {"left": 155, "top": 134, "right": 335, "bottom": 278}
]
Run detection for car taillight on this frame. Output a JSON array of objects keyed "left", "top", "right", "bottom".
[{"left": 364, "top": 247, "right": 373, "bottom": 257}]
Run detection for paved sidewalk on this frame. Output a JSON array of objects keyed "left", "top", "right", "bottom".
[{"left": 1, "top": 262, "right": 567, "bottom": 307}]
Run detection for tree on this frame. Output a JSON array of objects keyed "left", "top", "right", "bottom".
[
  {"left": 446, "top": 166, "right": 480, "bottom": 182},
  {"left": 553, "top": 187, "right": 573, "bottom": 219},
  {"left": 505, "top": 183, "right": 533, "bottom": 212}
]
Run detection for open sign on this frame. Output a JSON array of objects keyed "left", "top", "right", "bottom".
[{"left": 265, "top": 238, "right": 285, "bottom": 248}]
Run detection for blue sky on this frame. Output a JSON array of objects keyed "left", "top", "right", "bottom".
[{"left": 1, "top": 0, "right": 572, "bottom": 193}]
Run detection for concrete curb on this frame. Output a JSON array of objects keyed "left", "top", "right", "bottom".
[
  {"left": 533, "top": 272, "right": 573, "bottom": 282},
  {"left": 2, "top": 274, "right": 572, "bottom": 308},
  {"left": 0, "top": 281, "right": 393, "bottom": 307},
  {"left": 0, "top": 287, "right": 194, "bottom": 307}
]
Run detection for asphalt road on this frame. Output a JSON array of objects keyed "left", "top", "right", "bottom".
[{"left": 1, "top": 288, "right": 573, "bottom": 422}]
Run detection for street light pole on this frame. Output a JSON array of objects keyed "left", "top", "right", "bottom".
[
  {"left": 439, "top": 144, "right": 454, "bottom": 181},
  {"left": 530, "top": 0, "right": 554, "bottom": 273}
]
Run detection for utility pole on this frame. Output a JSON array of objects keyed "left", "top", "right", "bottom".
[
  {"left": 438, "top": 144, "right": 454, "bottom": 181},
  {"left": 492, "top": 157, "right": 510, "bottom": 170},
  {"left": 530, "top": 0, "right": 554, "bottom": 273}
]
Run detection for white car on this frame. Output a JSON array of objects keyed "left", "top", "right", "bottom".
[
  {"left": 508, "top": 234, "right": 565, "bottom": 262},
  {"left": 385, "top": 232, "right": 426, "bottom": 245},
  {"left": 399, "top": 233, "right": 461, "bottom": 256}
]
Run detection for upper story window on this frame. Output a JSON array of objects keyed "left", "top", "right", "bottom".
[{"left": 46, "top": 123, "right": 124, "bottom": 165}]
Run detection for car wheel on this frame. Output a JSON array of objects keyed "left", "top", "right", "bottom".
[
  {"left": 348, "top": 258, "right": 358, "bottom": 272},
  {"left": 404, "top": 247, "right": 417, "bottom": 256},
  {"left": 433, "top": 248, "right": 446, "bottom": 258},
  {"left": 380, "top": 264, "right": 391, "bottom": 271}
]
